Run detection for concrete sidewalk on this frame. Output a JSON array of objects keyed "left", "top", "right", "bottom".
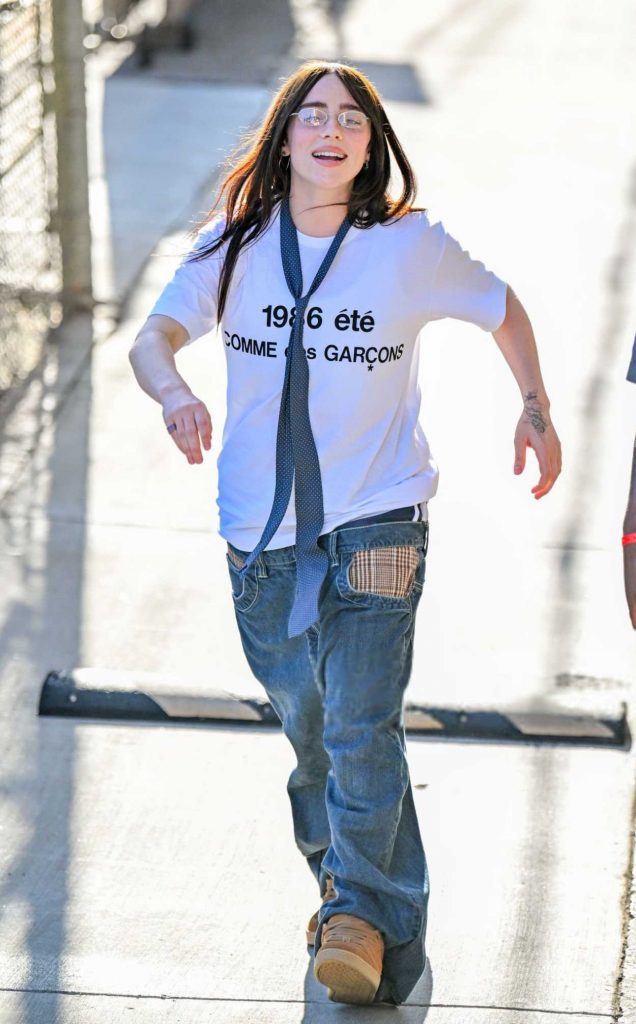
[{"left": 0, "top": 0, "right": 635, "bottom": 1021}]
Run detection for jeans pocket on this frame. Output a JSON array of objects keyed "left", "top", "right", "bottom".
[
  {"left": 337, "top": 543, "right": 425, "bottom": 608},
  {"left": 226, "top": 545, "right": 259, "bottom": 612}
]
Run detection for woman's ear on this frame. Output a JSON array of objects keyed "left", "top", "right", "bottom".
[{"left": 281, "top": 140, "right": 290, "bottom": 157}]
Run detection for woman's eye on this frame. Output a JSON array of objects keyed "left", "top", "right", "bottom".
[{"left": 299, "top": 109, "right": 324, "bottom": 126}]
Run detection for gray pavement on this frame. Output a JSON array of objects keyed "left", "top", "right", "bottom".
[{"left": 1, "top": 0, "right": 635, "bottom": 1021}]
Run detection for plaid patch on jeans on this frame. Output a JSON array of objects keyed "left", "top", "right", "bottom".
[
  {"left": 348, "top": 545, "right": 420, "bottom": 598},
  {"left": 227, "top": 546, "right": 246, "bottom": 569}
]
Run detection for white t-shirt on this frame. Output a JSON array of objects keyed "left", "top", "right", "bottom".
[{"left": 147, "top": 203, "right": 507, "bottom": 550}]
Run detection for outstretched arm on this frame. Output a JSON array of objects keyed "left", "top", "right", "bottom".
[{"left": 492, "top": 287, "right": 562, "bottom": 499}]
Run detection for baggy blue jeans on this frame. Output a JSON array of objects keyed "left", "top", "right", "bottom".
[{"left": 225, "top": 517, "right": 430, "bottom": 1004}]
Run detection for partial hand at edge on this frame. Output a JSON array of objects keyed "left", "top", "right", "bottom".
[{"left": 624, "top": 545, "right": 636, "bottom": 630}]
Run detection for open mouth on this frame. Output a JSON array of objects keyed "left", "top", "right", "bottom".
[{"left": 312, "top": 150, "right": 347, "bottom": 163}]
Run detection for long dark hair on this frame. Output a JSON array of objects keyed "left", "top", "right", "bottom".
[{"left": 185, "top": 59, "right": 422, "bottom": 319}]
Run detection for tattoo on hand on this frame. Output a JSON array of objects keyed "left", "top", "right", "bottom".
[{"left": 523, "top": 390, "right": 548, "bottom": 434}]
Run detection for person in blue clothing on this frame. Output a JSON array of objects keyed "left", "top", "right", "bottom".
[
  {"left": 129, "top": 60, "right": 562, "bottom": 1005},
  {"left": 623, "top": 337, "right": 636, "bottom": 627}
]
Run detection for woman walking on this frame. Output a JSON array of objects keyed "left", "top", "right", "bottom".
[{"left": 129, "top": 60, "right": 561, "bottom": 1005}]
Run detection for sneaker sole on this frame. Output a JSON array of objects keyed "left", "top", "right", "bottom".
[{"left": 314, "top": 948, "right": 380, "bottom": 1005}]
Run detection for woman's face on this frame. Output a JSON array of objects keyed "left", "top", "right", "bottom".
[{"left": 282, "top": 73, "right": 372, "bottom": 199}]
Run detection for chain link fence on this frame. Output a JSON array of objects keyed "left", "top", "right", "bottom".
[
  {"left": 0, "top": 0, "right": 62, "bottom": 395},
  {"left": 0, "top": 0, "right": 194, "bottom": 397}
]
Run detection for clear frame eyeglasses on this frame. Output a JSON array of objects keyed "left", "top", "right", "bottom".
[{"left": 290, "top": 106, "right": 370, "bottom": 131}]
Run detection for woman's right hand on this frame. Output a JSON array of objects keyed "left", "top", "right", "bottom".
[{"left": 161, "top": 384, "right": 212, "bottom": 464}]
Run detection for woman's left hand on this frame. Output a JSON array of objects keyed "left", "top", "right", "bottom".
[{"left": 513, "top": 398, "right": 562, "bottom": 499}]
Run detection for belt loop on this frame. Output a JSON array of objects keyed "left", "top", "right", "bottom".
[
  {"left": 328, "top": 529, "right": 339, "bottom": 567},
  {"left": 256, "top": 554, "right": 268, "bottom": 578}
]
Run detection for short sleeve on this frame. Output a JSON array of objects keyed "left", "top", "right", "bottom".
[
  {"left": 627, "top": 336, "right": 636, "bottom": 384},
  {"left": 427, "top": 225, "right": 508, "bottom": 332},
  {"left": 145, "top": 217, "right": 225, "bottom": 345}
]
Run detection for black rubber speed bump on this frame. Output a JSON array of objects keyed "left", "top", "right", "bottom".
[
  {"left": 38, "top": 669, "right": 280, "bottom": 725},
  {"left": 38, "top": 669, "right": 630, "bottom": 748}
]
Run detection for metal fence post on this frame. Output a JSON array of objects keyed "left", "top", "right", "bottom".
[{"left": 51, "top": 0, "right": 93, "bottom": 316}]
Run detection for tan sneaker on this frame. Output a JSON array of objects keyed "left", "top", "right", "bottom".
[
  {"left": 306, "top": 876, "right": 336, "bottom": 945},
  {"left": 314, "top": 913, "right": 384, "bottom": 1004}
]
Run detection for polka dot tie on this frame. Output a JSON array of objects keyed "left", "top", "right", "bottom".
[{"left": 237, "top": 197, "right": 351, "bottom": 637}]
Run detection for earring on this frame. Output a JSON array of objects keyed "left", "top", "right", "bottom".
[
  {"left": 363, "top": 157, "right": 370, "bottom": 169},
  {"left": 279, "top": 150, "right": 290, "bottom": 170}
]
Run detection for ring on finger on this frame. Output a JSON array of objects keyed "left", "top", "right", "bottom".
[{"left": 167, "top": 423, "right": 178, "bottom": 434}]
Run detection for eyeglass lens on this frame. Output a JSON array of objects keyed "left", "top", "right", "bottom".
[{"left": 296, "top": 107, "right": 367, "bottom": 130}]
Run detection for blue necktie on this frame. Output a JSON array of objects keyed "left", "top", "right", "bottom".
[{"left": 237, "top": 197, "right": 351, "bottom": 638}]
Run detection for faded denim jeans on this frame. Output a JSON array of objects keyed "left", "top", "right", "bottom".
[{"left": 226, "top": 515, "right": 430, "bottom": 1005}]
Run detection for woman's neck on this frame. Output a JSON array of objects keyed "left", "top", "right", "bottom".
[{"left": 288, "top": 184, "right": 351, "bottom": 237}]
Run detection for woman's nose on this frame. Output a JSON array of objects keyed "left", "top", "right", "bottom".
[{"left": 321, "top": 114, "right": 342, "bottom": 137}]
